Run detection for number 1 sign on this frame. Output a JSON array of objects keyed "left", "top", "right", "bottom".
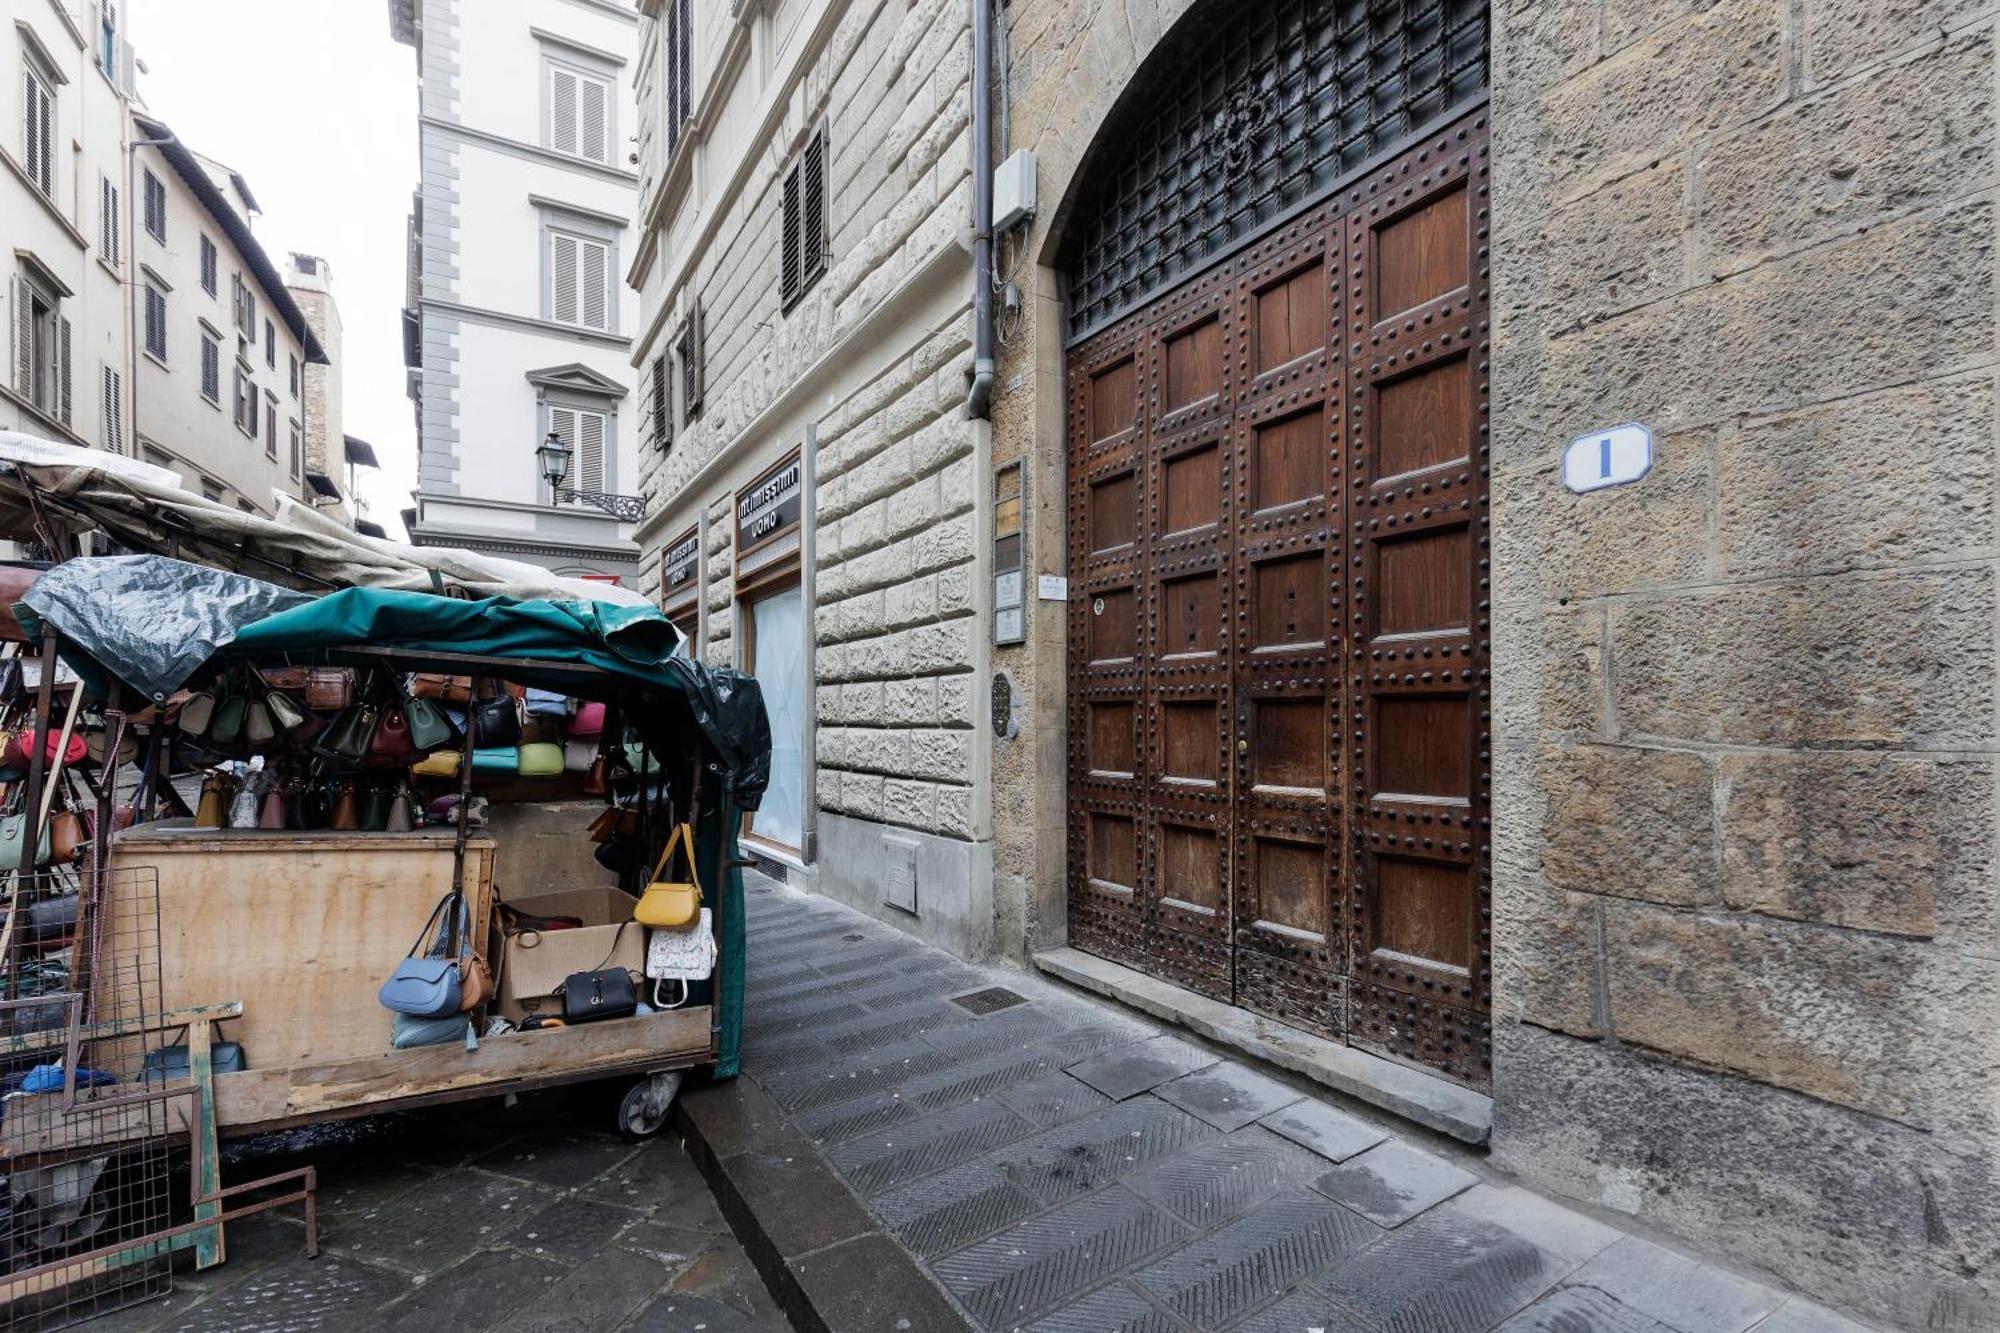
[{"left": 1562, "top": 422, "right": 1654, "bottom": 493}]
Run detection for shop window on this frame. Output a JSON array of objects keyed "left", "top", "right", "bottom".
[{"left": 744, "top": 583, "right": 805, "bottom": 853}]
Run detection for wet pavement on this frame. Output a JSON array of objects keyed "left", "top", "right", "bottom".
[
  {"left": 712, "top": 872, "right": 1878, "bottom": 1333},
  {"left": 85, "top": 1085, "right": 788, "bottom": 1333}
]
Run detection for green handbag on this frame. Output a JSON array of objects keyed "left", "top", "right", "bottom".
[
  {"left": 0, "top": 811, "right": 51, "bottom": 869},
  {"left": 404, "top": 693, "right": 457, "bottom": 752},
  {"left": 209, "top": 692, "right": 248, "bottom": 745}
]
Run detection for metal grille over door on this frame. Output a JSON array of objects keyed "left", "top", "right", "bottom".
[{"left": 1066, "top": 109, "right": 1491, "bottom": 1088}]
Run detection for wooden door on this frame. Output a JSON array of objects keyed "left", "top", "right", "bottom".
[{"left": 1066, "top": 111, "right": 1491, "bottom": 1087}]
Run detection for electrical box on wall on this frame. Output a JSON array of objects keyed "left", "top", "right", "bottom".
[
  {"left": 994, "top": 149, "right": 1037, "bottom": 232},
  {"left": 993, "top": 461, "right": 1025, "bottom": 645}
]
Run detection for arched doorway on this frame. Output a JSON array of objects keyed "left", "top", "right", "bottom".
[{"left": 1060, "top": 0, "right": 1493, "bottom": 1087}]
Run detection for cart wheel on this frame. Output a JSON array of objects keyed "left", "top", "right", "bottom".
[{"left": 616, "top": 1072, "right": 681, "bottom": 1141}]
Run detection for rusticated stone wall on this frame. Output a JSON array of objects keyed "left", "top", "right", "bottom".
[{"left": 1488, "top": 2, "right": 2000, "bottom": 1327}]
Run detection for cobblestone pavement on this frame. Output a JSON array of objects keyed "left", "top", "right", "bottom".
[
  {"left": 735, "top": 873, "right": 1878, "bottom": 1333},
  {"left": 85, "top": 1085, "right": 788, "bottom": 1333}
]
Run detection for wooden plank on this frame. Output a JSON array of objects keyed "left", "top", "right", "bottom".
[
  {"left": 0, "top": 1095, "right": 193, "bottom": 1160},
  {"left": 108, "top": 829, "right": 495, "bottom": 1070},
  {"left": 214, "top": 1008, "right": 711, "bottom": 1130}
]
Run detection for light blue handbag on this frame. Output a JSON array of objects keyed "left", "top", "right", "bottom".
[
  {"left": 378, "top": 894, "right": 466, "bottom": 1019},
  {"left": 390, "top": 1011, "right": 476, "bottom": 1051}
]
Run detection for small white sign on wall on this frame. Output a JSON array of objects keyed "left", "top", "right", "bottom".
[{"left": 1563, "top": 423, "right": 1654, "bottom": 493}]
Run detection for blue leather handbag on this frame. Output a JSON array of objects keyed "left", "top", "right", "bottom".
[
  {"left": 390, "top": 1011, "right": 476, "bottom": 1051},
  {"left": 378, "top": 894, "right": 466, "bottom": 1019}
]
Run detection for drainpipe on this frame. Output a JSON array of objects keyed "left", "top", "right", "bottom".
[{"left": 965, "top": 0, "right": 996, "bottom": 420}]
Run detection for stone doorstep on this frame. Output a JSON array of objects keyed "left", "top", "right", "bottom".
[{"left": 1031, "top": 947, "right": 1493, "bottom": 1146}]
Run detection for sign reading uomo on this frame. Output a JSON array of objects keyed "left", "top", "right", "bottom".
[
  {"left": 737, "top": 455, "right": 802, "bottom": 549},
  {"left": 663, "top": 528, "right": 700, "bottom": 594}
]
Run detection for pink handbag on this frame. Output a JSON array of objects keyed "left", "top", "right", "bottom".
[{"left": 567, "top": 701, "right": 606, "bottom": 738}]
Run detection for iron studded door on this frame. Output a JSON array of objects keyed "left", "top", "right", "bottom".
[{"left": 1067, "top": 111, "right": 1492, "bottom": 1087}]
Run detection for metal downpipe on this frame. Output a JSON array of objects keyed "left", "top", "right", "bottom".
[{"left": 966, "top": 0, "right": 996, "bottom": 420}]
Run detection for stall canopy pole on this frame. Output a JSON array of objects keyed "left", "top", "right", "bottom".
[
  {"left": 4, "top": 628, "right": 59, "bottom": 1007},
  {"left": 446, "top": 677, "right": 480, "bottom": 958}
]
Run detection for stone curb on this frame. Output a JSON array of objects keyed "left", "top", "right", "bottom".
[{"left": 673, "top": 1072, "right": 976, "bottom": 1333}]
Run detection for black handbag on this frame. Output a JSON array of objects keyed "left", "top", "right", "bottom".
[
  {"left": 559, "top": 968, "right": 637, "bottom": 1023},
  {"left": 473, "top": 693, "right": 522, "bottom": 748}
]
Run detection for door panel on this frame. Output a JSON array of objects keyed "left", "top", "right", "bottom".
[{"left": 1068, "top": 109, "right": 1492, "bottom": 1088}]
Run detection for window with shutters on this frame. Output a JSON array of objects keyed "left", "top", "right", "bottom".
[
  {"left": 200, "top": 326, "right": 221, "bottom": 405},
  {"left": 99, "top": 176, "right": 120, "bottom": 264},
  {"left": 233, "top": 362, "right": 254, "bottom": 436},
  {"left": 142, "top": 282, "right": 167, "bottom": 363},
  {"left": 199, "top": 235, "right": 218, "bottom": 295},
  {"left": 10, "top": 269, "right": 70, "bottom": 427},
  {"left": 289, "top": 353, "right": 300, "bottom": 398},
  {"left": 142, "top": 168, "right": 166, "bottom": 243},
  {"left": 677, "top": 303, "right": 703, "bottom": 422},
  {"left": 265, "top": 319, "right": 276, "bottom": 369},
  {"left": 99, "top": 0, "right": 119, "bottom": 80},
  {"left": 545, "top": 404, "right": 609, "bottom": 505},
  {"left": 547, "top": 61, "right": 612, "bottom": 164},
  {"left": 22, "top": 60, "right": 54, "bottom": 198},
  {"left": 779, "top": 125, "right": 827, "bottom": 311},
  {"left": 233, "top": 275, "right": 255, "bottom": 341},
  {"left": 547, "top": 228, "right": 612, "bottom": 331},
  {"left": 650, "top": 353, "right": 671, "bottom": 453},
  {"left": 289, "top": 419, "right": 302, "bottom": 479},
  {"left": 265, "top": 391, "right": 278, "bottom": 458},
  {"left": 201, "top": 478, "right": 223, "bottom": 503},
  {"left": 664, "top": 0, "right": 693, "bottom": 156},
  {"left": 100, "top": 365, "right": 121, "bottom": 452}
]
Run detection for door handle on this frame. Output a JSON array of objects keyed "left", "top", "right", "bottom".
[{"left": 1237, "top": 738, "right": 1249, "bottom": 755}]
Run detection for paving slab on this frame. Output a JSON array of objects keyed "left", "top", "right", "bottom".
[
  {"left": 1155, "top": 1062, "right": 1305, "bottom": 1131},
  {"left": 1258, "top": 1098, "right": 1390, "bottom": 1164},
  {"left": 1066, "top": 1033, "right": 1225, "bottom": 1099},
  {"left": 1122, "top": 1127, "right": 1328, "bottom": 1228},
  {"left": 1494, "top": 1283, "right": 1681, "bottom": 1333},
  {"left": 932, "top": 1185, "right": 1190, "bottom": 1327},
  {"left": 1558, "top": 1237, "right": 1787, "bottom": 1333},
  {"left": 1311, "top": 1137, "right": 1479, "bottom": 1227},
  {"left": 1306, "top": 1212, "right": 1564, "bottom": 1332},
  {"left": 1133, "top": 1189, "right": 1381, "bottom": 1329}
]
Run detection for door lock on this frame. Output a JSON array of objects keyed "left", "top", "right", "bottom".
[{"left": 1237, "top": 738, "right": 1250, "bottom": 755}]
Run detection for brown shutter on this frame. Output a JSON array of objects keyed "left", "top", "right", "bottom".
[
  {"left": 688, "top": 299, "right": 704, "bottom": 420},
  {"left": 57, "top": 316, "right": 72, "bottom": 427},
  {"left": 652, "top": 353, "right": 672, "bottom": 452},
  {"left": 780, "top": 164, "right": 801, "bottom": 307},
  {"left": 802, "top": 126, "right": 826, "bottom": 291}
]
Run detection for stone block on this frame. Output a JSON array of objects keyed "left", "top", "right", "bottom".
[
  {"left": 1494, "top": 428, "right": 1711, "bottom": 597},
  {"left": 884, "top": 575, "right": 938, "bottom": 628},
  {"left": 1715, "top": 373, "right": 1995, "bottom": 579},
  {"left": 1526, "top": 162, "right": 1691, "bottom": 331},
  {"left": 1542, "top": 744, "right": 1712, "bottom": 906},
  {"left": 1540, "top": 0, "right": 1786, "bottom": 201},
  {"left": 1805, "top": 0, "right": 1988, "bottom": 83},
  {"left": 1717, "top": 752, "right": 1993, "bottom": 939},
  {"left": 1600, "top": 900, "right": 2000, "bottom": 1138},
  {"left": 843, "top": 772, "right": 886, "bottom": 821},
  {"left": 1490, "top": 1024, "right": 2000, "bottom": 1331},
  {"left": 935, "top": 672, "right": 975, "bottom": 728},
  {"left": 936, "top": 784, "right": 974, "bottom": 839},
  {"left": 882, "top": 675, "right": 937, "bottom": 726},
  {"left": 1610, "top": 567, "right": 1994, "bottom": 748},
  {"left": 1698, "top": 35, "right": 1993, "bottom": 273},
  {"left": 1492, "top": 0, "right": 1600, "bottom": 93},
  {"left": 882, "top": 778, "right": 939, "bottom": 830},
  {"left": 1490, "top": 603, "right": 1606, "bottom": 746},
  {"left": 1492, "top": 875, "right": 1604, "bottom": 1037}
]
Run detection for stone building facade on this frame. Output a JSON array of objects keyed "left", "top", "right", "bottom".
[{"left": 638, "top": 1, "right": 2000, "bottom": 1326}]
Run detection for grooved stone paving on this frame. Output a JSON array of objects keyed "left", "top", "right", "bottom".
[{"left": 734, "top": 875, "right": 1880, "bottom": 1331}]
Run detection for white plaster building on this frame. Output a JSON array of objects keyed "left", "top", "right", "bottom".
[
  {"left": 129, "top": 115, "right": 327, "bottom": 514},
  {"left": 4, "top": 0, "right": 135, "bottom": 459},
  {"left": 630, "top": 0, "right": 987, "bottom": 948},
  {"left": 394, "top": 0, "right": 645, "bottom": 585}
]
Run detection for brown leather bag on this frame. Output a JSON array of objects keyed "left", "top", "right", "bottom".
[
  {"left": 259, "top": 666, "right": 311, "bottom": 693},
  {"left": 330, "top": 781, "right": 359, "bottom": 831},
  {"left": 410, "top": 673, "right": 473, "bottom": 704},
  {"left": 306, "top": 668, "right": 355, "bottom": 711},
  {"left": 259, "top": 787, "right": 285, "bottom": 830},
  {"left": 47, "top": 811, "right": 83, "bottom": 863}
]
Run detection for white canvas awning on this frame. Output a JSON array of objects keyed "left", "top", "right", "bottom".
[{"left": 0, "top": 431, "right": 650, "bottom": 608}]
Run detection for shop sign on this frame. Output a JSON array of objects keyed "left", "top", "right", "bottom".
[
  {"left": 663, "top": 528, "right": 699, "bottom": 594},
  {"left": 737, "top": 456, "right": 802, "bottom": 548},
  {"left": 1563, "top": 423, "right": 1653, "bottom": 493}
]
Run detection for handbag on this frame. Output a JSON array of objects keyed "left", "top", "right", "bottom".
[
  {"left": 3, "top": 729, "right": 88, "bottom": 771},
  {"left": 47, "top": 809, "right": 84, "bottom": 863},
  {"left": 259, "top": 666, "right": 311, "bottom": 693},
  {"left": 359, "top": 784, "right": 392, "bottom": 831},
  {"left": 410, "top": 673, "right": 473, "bottom": 704},
  {"left": 84, "top": 725, "right": 139, "bottom": 768},
  {"left": 390, "top": 1011, "right": 476, "bottom": 1051},
  {"left": 209, "top": 691, "right": 248, "bottom": 746},
  {"left": 583, "top": 755, "right": 608, "bottom": 796},
  {"left": 635, "top": 823, "right": 702, "bottom": 928},
  {"left": 322, "top": 703, "right": 379, "bottom": 761},
  {"left": 330, "top": 781, "right": 359, "bottom": 830},
  {"left": 0, "top": 811, "right": 49, "bottom": 868},
  {"left": 195, "top": 773, "right": 229, "bottom": 828},
  {"left": 587, "top": 804, "right": 638, "bottom": 843},
  {"left": 473, "top": 692, "right": 522, "bottom": 748},
  {"left": 470, "top": 747, "right": 518, "bottom": 774},
  {"left": 386, "top": 784, "right": 414, "bottom": 833},
  {"left": 244, "top": 700, "right": 277, "bottom": 746},
  {"left": 524, "top": 688, "right": 570, "bottom": 718},
  {"left": 567, "top": 701, "right": 606, "bottom": 738},
  {"left": 558, "top": 967, "right": 638, "bottom": 1023},
  {"left": 517, "top": 742, "right": 563, "bottom": 777},
  {"left": 378, "top": 894, "right": 466, "bottom": 1018},
  {"left": 369, "top": 706, "right": 417, "bottom": 763},
  {"left": 176, "top": 690, "right": 217, "bottom": 736},
  {"left": 306, "top": 667, "right": 355, "bottom": 711},
  {"left": 266, "top": 690, "right": 309, "bottom": 735},
  {"left": 646, "top": 907, "right": 716, "bottom": 980},
  {"left": 411, "top": 750, "right": 461, "bottom": 779},
  {"left": 404, "top": 693, "right": 456, "bottom": 752},
  {"left": 259, "top": 786, "right": 286, "bottom": 830},
  {"left": 563, "top": 740, "right": 596, "bottom": 774}
]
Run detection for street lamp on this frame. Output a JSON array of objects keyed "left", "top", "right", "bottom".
[{"left": 536, "top": 427, "right": 647, "bottom": 522}]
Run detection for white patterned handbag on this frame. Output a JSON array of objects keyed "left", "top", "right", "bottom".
[{"left": 645, "top": 908, "right": 715, "bottom": 981}]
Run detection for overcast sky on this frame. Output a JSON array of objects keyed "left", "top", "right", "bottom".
[{"left": 133, "top": 1, "right": 418, "bottom": 535}]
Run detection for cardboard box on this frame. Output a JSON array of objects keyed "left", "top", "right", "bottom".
[{"left": 498, "top": 885, "right": 643, "bottom": 1023}]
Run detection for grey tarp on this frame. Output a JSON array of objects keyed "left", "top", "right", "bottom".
[{"left": 0, "top": 431, "right": 650, "bottom": 608}]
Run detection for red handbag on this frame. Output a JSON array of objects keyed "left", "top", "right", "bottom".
[
  {"left": 3, "top": 728, "right": 88, "bottom": 771},
  {"left": 369, "top": 706, "right": 417, "bottom": 763}
]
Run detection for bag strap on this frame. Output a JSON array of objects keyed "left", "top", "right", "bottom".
[
  {"left": 408, "top": 892, "right": 454, "bottom": 959},
  {"left": 444, "top": 675, "right": 481, "bottom": 957},
  {"left": 648, "top": 822, "right": 701, "bottom": 890}
]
